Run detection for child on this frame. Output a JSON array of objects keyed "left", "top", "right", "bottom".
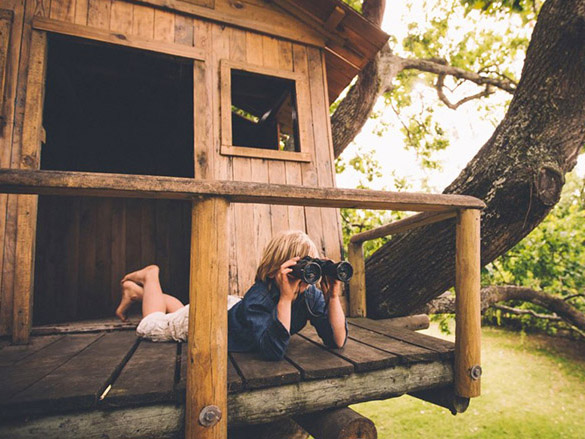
[{"left": 116, "top": 230, "right": 347, "bottom": 360}]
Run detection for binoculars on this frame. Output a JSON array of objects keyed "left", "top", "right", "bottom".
[{"left": 290, "top": 256, "right": 353, "bottom": 285}]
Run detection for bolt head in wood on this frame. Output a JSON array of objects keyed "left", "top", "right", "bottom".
[
  {"left": 470, "top": 365, "right": 482, "bottom": 380},
  {"left": 199, "top": 405, "right": 222, "bottom": 428}
]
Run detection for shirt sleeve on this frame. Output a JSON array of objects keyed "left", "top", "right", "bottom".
[
  {"left": 242, "top": 290, "right": 291, "bottom": 361},
  {"left": 308, "top": 288, "right": 348, "bottom": 349}
]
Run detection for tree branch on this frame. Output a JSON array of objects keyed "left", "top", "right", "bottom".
[
  {"left": 397, "top": 56, "right": 517, "bottom": 93},
  {"left": 419, "top": 285, "right": 585, "bottom": 333},
  {"left": 435, "top": 73, "right": 495, "bottom": 110}
]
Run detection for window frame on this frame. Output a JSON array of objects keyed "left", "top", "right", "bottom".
[{"left": 220, "top": 59, "right": 311, "bottom": 162}]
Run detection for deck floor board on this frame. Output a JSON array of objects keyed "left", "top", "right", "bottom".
[
  {"left": 0, "top": 318, "right": 456, "bottom": 423},
  {"left": 6, "top": 332, "right": 137, "bottom": 416}
]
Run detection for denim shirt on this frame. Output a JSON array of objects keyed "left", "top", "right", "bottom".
[{"left": 227, "top": 280, "right": 348, "bottom": 361}]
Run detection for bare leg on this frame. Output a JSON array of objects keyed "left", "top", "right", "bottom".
[{"left": 119, "top": 265, "right": 185, "bottom": 317}]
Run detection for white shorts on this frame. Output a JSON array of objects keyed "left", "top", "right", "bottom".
[{"left": 136, "top": 295, "right": 242, "bottom": 342}]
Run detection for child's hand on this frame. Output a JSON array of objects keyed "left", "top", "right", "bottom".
[
  {"left": 275, "top": 257, "right": 301, "bottom": 302},
  {"left": 321, "top": 274, "right": 342, "bottom": 301}
]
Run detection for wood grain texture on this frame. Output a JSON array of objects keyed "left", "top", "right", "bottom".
[
  {"left": 299, "top": 325, "right": 398, "bottom": 372},
  {"left": 186, "top": 197, "right": 229, "bottom": 439},
  {"left": 230, "top": 351, "right": 300, "bottom": 389},
  {"left": 9, "top": 331, "right": 137, "bottom": 416},
  {"left": 285, "top": 335, "right": 353, "bottom": 380},
  {"left": 350, "top": 211, "right": 458, "bottom": 244},
  {"left": 455, "top": 208, "right": 481, "bottom": 398},
  {"left": 105, "top": 338, "right": 177, "bottom": 406},
  {"left": 347, "top": 242, "right": 365, "bottom": 317},
  {"left": 32, "top": 17, "right": 206, "bottom": 60},
  {"left": 12, "top": 29, "right": 46, "bottom": 343},
  {"left": 0, "top": 169, "right": 487, "bottom": 210}
]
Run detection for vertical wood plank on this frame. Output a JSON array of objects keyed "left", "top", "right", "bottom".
[
  {"left": 231, "top": 28, "right": 257, "bottom": 296},
  {"left": 153, "top": 9, "right": 174, "bottom": 43},
  {"left": 209, "top": 22, "right": 234, "bottom": 292},
  {"left": 64, "top": 197, "right": 80, "bottom": 320},
  {"left": 277, "top": 39, "right": 305, "bottom": 231},
  {"left": 292, "top": 44, "right": 323, "bottom": 253},
  {"left": 0, "top": 0, "right": 25, "bottom": 337},
  {"left": 132, "top": 3, "right": 153, "bottom": 40},
  {"left": 78, "top": 197, "right": 97, "bottom": 318},
  {"left": 347, "top": 242, "right": 366, "bottom": 317},
  {"left": 74, "top": 0, "right": 89, "bottom": 25},
  {"left": 12, "top": 30, "right": 47, "bottom": 343},
  {"left": 263, "top": 36, "right": 289, "bottom": 235},
  {"left": 87, "top": 0, "right": 111, "bottom": 30},
  {"left": 140, "top": 201, "right": 155, "bottom": 268},
  {"left": 124, "top": 198, "right": 142, "bottom": 273},
  {"left": 186, "top": 197, "right": 229, "bottom": 439},
  {"left": 109, "top": 0, "right": 132, "bottom": 34},
  {"left": 307, "top": 47, "right": 341, "bottom": 262},
  {"left": 96, "top": 198, "right": 113, "bottom": 312},
  {"left": 455, "top": 208, "right": 481, "bottom": 398},
  {"left": 249, "top": 33, "right": 272, "bottom": 281},
  {"left": 174, "top": 13, "right": 193, "bottom": 46},
  {"left": 110, "top": 198, "right": 125, "bottom": 307},
  {"left": 50, "top": 0, "right": 75, "bottom": 22}
]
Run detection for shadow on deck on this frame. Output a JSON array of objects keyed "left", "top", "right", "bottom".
[{"left": 0, "top": 318, "right": 455, "bottom": 438}]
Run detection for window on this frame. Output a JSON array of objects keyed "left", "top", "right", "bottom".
[
  {"left": 220, "top": 60, "right": 310, "bottom": 162},
  {"left": 42, "top": 34, "right": 194, "bottom": 178}
]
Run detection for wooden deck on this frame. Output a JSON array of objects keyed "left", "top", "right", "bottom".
[{"left": 0, "top": 318, "right": 455, "bottom": 438}]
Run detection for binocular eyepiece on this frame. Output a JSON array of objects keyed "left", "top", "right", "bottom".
[{"left": 290, "top": 256, "right": 353, "bottom": 285}]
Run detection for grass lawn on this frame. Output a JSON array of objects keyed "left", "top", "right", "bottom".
[{"left": 351, "top": 325, "right": 585, "bottom": 439}]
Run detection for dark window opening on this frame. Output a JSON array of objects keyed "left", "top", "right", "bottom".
[
  {"left": 42, "top": 34, "right": 194, "bottom": 178},
  {"left": 231, "top": 69, "right": 299, "bottom": 152}
]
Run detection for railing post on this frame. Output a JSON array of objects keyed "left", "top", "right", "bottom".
[
  {"left": 348, "top": 241, "right": 366, "bottom": 317},
  {"left": 455, "top": 208, "right": 481, "bottom": 398},
  {"left": 186, "top": 197, "right": 229, "bottom": 439}
]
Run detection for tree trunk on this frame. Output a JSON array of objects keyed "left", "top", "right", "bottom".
[{"left": 365, "top": 0, "right": 585, "bottom": 318}]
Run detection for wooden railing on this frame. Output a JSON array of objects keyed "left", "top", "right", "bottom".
[
  {"left": 0, "top": 169, "right": 484, "bottom": 439},
  {"left": 347, "top": 209, "right": 482, "bottom": 401}
]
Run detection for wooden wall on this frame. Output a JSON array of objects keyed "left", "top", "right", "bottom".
[{"left": 1, "top": 0, "right": 343, "bottom": 328}]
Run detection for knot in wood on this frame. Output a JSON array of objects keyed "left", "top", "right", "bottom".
[
  {"left": 534, "top": 163, "right": 564, "bottom": 206},
  {"left": 199, "top": 405, "right": 222, "bottom": 428}
]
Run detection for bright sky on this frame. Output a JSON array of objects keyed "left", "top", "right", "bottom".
[{"left": 335, "top": 1, "right": 584, "bottom": 193}]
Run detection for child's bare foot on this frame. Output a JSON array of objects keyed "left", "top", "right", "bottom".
[
  {"left": 115, "top": 280, "right": 144, "bottom": 322},
  {"left": 120, "top": 265, "right": 159, "bottom": 286}
]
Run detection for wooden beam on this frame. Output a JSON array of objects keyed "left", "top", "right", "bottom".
[
  {"left": 324, "top": 6, "right": 346, "bottom": 33},
  {"left": 294, "top": 407, "right": 376, "bottom": 439},
  {"left": 350, "top": 211, "right": 458, "bottom": 244},
  {"left": 347, "top": 242, "right": 366, "bottom": 317},
  {"left": 186, "top": 197, "right": 229, "bottom": 439},
  {"left": 455, "top": 209, "right": 482, "bottom": 398},
  {"left": 32, "top": 17, "right": 206, "bottom": 61},
  {"left": 0, "top": 361, "right": 454, "bottom": 438},
  {"left": 409, "top": 386, "right": 469, "bottom": 415},
  {"left": 0, "top": 170, "right": 487, "bottom": 211}
]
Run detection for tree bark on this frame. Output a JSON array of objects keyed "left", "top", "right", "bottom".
[
  {"left": 365, "top": 0, "right": 585, "bottom": 318},
  {"left": 419, "top": 286, "right": 585, "bottom": 332}
]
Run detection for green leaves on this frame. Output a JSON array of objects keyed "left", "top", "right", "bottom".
[{"left": 482, "top": 171, "right": 585, "bottom": 333}]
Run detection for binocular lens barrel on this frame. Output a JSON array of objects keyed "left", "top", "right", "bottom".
[
  {"left": 290, "top": 258, "right": 322, "bottom": 284},
  {"left": 290, "top": 257, "right": 353, "bottom": 284}
]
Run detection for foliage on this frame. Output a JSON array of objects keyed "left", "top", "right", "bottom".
[
  {"left": 383, "top": 0, "right": 531, "bottom": 167},
  {"left": 335, "top": 148, "right": 405, "bottom": 258},
  {"left": 482, "top": 171, "right": 585, "bottom": 334}
]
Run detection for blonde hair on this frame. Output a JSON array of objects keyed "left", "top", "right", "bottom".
[{"left": 255, "top": 230, "right": 320, "bottom": 283}]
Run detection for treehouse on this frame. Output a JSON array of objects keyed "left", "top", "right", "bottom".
[{"left": 0, "top": 0, "right": 484, "bottom": 438}]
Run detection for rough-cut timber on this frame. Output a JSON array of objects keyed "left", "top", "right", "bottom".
[
  {"left": 0, "top": 169, "right": 486, "bottom": 211},
  {"left": 294, "top": 407, "right": 377, "bottom": 439},
  {"left": 366, "top": 0, "right": 585, "bottom": 317}
]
